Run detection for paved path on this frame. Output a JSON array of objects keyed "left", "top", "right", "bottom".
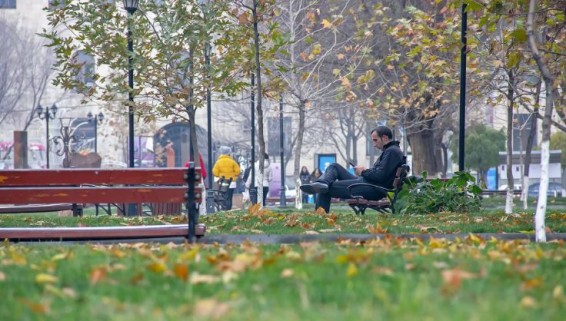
[{"left": 15, "top": 233, "right": 566, "bottom": 245}]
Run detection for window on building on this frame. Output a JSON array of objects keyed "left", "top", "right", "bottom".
[
  {"left": 513, "top": 113, "right": 536, "bottom": 151},
  {"left": 72, "top": 50, "right": 95, "bottom": 90},
  {"left": 0, "top": 0, "right": 16, "bottom": 9}
]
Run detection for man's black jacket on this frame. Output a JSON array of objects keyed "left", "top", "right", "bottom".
[{"left": 360, "top": 141, "right": 405, "bottom": 188}]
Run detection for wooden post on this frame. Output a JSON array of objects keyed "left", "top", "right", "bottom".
[
  {"left": 13, "top": 131, "right": 28, "bottom": 169},
  {"left": 166, "top": 143, "right": 176, "bottom": 168}
]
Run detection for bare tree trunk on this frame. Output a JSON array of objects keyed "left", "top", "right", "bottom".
[
  {"left": 522, "top": 82, "right": 540, "bottom": 209},
  {"left": 293, "top": 100, "right": 306, "bottom": 209},
  {"left": 505, "top": 69, "right": 515, "bottom": 214},
  {"left": 407, "top": 129, "right": 443, "bottom": 176},
  {"left": 527, "top": 0, "right": 555, "bottom": 242},
  {"left": 252, "top": 0, "right": 266, "bottom": 207}
]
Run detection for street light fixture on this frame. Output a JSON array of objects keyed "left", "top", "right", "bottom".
[
  {"left": 123, "top": 0, "right": 138, "bottom": 168},
  {"left": 52, "top": 118, "right": 79, "bottom": 168},
  {"left": 36, "top": 104, "right": 58, "bottom": 168},
  {"left": 198, "top": 0, "right": 216, "bottom": 213},
  {"left": 123, "top": 0, "right": 139, "bottom": 216},
  {"left": 87, "top": 112, "right": 104, "bottom": 153}
]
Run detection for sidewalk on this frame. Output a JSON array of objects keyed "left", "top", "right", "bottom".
[{"left": 18, "top": 232, "right": 566, "bottom": 245}]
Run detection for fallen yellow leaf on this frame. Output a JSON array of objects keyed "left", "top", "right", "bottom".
[
  {"left": 553, "top": 285, "right": 563, "bottom": 299},
  {"left": 35, "top": 273, "right": 58, "bottom": 284},
  {"left": 147, "top": 261, "right": 167, "bottom": 274},
  {"left": 347, "top": 263, "right": 358, "bottom": 278}
]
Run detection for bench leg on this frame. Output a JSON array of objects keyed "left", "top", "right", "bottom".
[{"left": 72, "top": 203, "right": 83, "bottom": 217}]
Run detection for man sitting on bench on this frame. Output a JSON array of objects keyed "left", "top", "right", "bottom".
[{"left": 300, "top": 125, "right": 405, "bottom": 213}]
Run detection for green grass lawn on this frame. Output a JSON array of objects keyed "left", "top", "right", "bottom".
[
  {"left": 1, "top": 205, "right": 565, "bottom": 234},
  {"left": 1, "top": 198, "right": 565, "bottom": 320},
  {"left": 0, "top": 238, "right": 564, "bottom": 321}
]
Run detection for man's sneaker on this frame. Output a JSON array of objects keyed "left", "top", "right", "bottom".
[{"left": 300, "top": 182, "right": 329, "bottom": 195}]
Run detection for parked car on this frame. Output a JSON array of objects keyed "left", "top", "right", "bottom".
[
  {"left": 285, "top": 180, "right": 297, "bottom": 199},
  {"left": 527, "top": 182, "right": 566, "bottom": 198}
]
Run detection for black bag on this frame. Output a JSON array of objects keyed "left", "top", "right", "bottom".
[{"left": 242, "top": 166, "right": 252, "bottom": 182}]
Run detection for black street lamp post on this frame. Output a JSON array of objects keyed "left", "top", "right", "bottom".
[
  {"left": 52, "top": 118, "right": 79, "bottom": 168},
  {"left": 36, "top": 104, "right": 58, "bottom": 169},
  {"left": 123, "top": 0, "right": 138, "bottom": 169},
  {"left": 87, "top": 112, "right": 104, "bottom": 153},
  {"left": 199, "top": 0, "right": 215, "bottom": 214},
  {"left": 123, "top": 0, "right": 139, "bottom": 216},
  {"left": 249, "top": 73, "right": 257, "bottom": 204}
]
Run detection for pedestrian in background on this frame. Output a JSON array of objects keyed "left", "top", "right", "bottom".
[
  {"left": 212, "top": 146, "right": 241, "bottom": 210},
  {"left": 246, "top": 153, "right": 273, "bottom": 206},
  {"left": 299, "top": 166, "right": 311, "bottom": 203}
]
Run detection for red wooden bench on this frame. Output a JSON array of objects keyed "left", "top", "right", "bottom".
[{"left": 0, "top": 166, "right": 205, "bottom": 241}]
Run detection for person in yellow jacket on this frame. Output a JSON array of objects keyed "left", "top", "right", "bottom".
[{"left": 212, "top": 146, "right": 241, "bottom": 210}]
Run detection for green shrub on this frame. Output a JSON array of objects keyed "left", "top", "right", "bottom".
[{"left": 397, "top": 171, "right": 483, "bottom": 215}]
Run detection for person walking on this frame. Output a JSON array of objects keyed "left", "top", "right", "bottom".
[
  {"left": 299, "top": 166, "right": 311, "bottom": 203},
  {"left": 246, "top": 153, "right": 273, "bottom": 206},
  {"left": 300, "top": 126, "right": 405, "bottom": 213},
  {"left": 212, "top": 146, "right": 241, "bottom": 210}
]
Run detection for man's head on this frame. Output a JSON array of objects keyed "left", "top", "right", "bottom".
[{"left": 370, "top": 126, "right": 393, "bottom": 150}]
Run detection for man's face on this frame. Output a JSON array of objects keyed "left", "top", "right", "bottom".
[{"left": 371, "top": 131, "right": 386, "bottom": 150}]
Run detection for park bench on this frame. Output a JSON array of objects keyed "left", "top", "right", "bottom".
[
  {"left": 0, "top": 166, "right": 206, "bottom": 240},
  {"left": 345, "top": 164, "right": 410, "bottom": 215}
]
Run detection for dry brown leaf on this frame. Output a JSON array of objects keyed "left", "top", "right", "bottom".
[
  {"left": 371, "top": 266, "right": 394, "bottom": 276},
  {"left": 0, "top": 271, "right": 5, "bottom": 281},
  {"left": 190, "top": 273, "right": 220, "bottom": 284},
  {"left": 173, "top": 263, "right": 189, "bottom": 281},
  {"left": 194, "top": 299, "right": 231, "bottom": 320},
  {"left": 21, "top": 299, "right": 50, "bottom": 314},
  {"left": 90, "top": 267, "right": 108, "bottom": 285},
  {"left": 281, "top": 268, "right": 294, "bottom": 278},
  {"left": 521, "top": 277, "right": 543, "bottom": 291},
  {"left": 130, "top": 273, "right": 144, "bottom": 285},
  {"left": 520, "top": 296, "right": 537, "bottom": 308},
  {"left": 441, "top": 268, "right": 477, "bottom": 292},
  {"left": 367, "top": 223, "right": 387, "bottom": 234}
]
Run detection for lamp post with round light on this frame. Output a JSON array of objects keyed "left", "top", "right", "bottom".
[
  {"left": 35, "top": 104, "right": 58, "bottom": 168},
  {"left": 123, "top": 0, "right": 139, "bottom": 216},
  {"left": 123, "top": 0, "right": 138, "bottom": 168},
  {"left": 87, "top": 112, "right": 104, "bottom": 153}
]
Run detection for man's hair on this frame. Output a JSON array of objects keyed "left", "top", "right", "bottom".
[{"left": 371, "top": 126, "right": 393, "bottom": 139}]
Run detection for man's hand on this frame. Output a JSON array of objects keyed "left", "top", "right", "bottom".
[{"left": 354, "top": 166, "right": 365, "bottom": 176}]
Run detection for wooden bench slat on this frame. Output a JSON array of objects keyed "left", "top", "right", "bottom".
[
  {"left": 0, "top": 203, "right": 83, "bottom": 214},
  {"left": 0, "top": 168, "right": 199, "bottom": 186},
  {"left": 0, "top": 187, "right": 202, "bottom": 204}
]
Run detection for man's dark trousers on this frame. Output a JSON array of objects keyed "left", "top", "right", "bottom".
[{"left": 316, "top": 163, "right": 385, "bottom": 213}]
